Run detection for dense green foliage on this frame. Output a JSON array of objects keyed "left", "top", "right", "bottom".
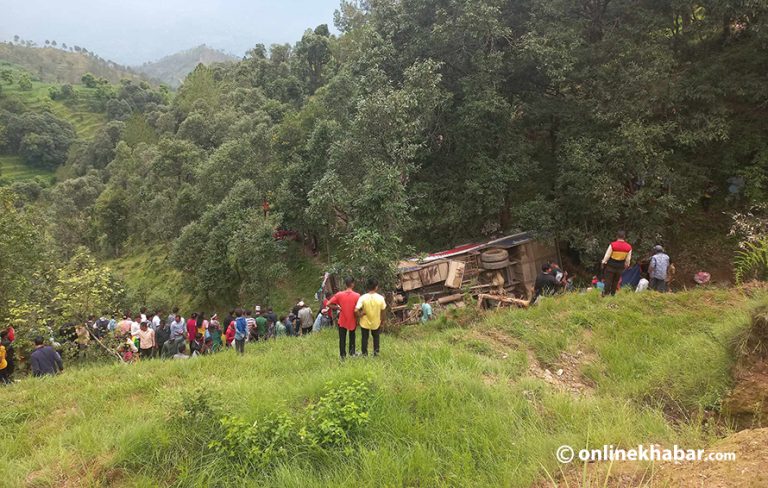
[
  {"left": 0, "top": 189, "right": 123, "bottom": 358},
  {"left": 0, "top": 288, "right": 762, "bottom": 486},
  {"left": 2, "top": 0, "right": 767, "bottom": 328}
]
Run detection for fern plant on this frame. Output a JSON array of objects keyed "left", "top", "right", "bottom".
[{"left": 734, "top": 237, "right": 768, "bottom": 284}]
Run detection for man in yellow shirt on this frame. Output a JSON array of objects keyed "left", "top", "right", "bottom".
[{"left": 355, "top": 278, "right": 387, "bottom": 356}]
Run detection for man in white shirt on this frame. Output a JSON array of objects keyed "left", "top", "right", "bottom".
[{"left": 151, "top": 310, "right": 161, "bottom": 330}]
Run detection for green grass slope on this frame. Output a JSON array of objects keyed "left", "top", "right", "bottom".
[
  {"left": 0, "top": 43, "right": 143, "bottom": 85},
  {"left": 1, "top": 75, "right": 107, "bottom": 139},
  {"left": 0, "top": 154, "right": 53, "bottom": 181},
  {"left": 1, "top": 287, "right": 763, "bottom": 487},
  {"left": 1, "top": 63, "right": 110, "bottom": 183},
  {"left": 108, "top": 243, "right": 323, "bottom": 313}
]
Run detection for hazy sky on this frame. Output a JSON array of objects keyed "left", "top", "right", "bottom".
[{"left": 1, "top": 0, "right": 341, "bottom": 65}]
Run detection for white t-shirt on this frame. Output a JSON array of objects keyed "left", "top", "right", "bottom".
[
  {"left": 130, "top": 321, "right": 141, "bottom": 337},
  {"left": 635, "top": 278, "right": 649, "bottom": 293}
]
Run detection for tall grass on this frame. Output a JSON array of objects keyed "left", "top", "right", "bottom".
[{"left": 0, "top": 287, "right": 762, "bottom": 487}]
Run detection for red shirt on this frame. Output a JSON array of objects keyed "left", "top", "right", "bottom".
[
  {"left": 225, "top": 324, "right": 235, "bottom": 345},
  {"left": 186, "top": 319, "right": 197, "bottom": 342},
  {"left": 328, "top": 289, "right": 360, "bottom": 331}
]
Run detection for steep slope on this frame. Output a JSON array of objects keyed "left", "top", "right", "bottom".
[
  {"left": 0, "top": 42, "right": 143, "bottom": 84},
  {"left": 1, "top": 288, "right": 764, "bottom": 486},
  {"left": 135, "top": 45, "right": 238, "bottom": 87}
]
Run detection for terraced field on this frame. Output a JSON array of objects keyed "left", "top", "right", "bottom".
[
  {"left": 2, "top": 80, "right": 107, "bottom": 139},
  {"left": 0, "top": 154, "right": 54, "bottom": 181},
  {"left": 1, "top": 61, "right": 109, "bottom": 182}
]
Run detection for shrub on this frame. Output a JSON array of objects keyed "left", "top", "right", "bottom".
[
  {"left": 210, "top": 380, "right": 372, "bottom": 473},
  {"left": 734, "top": 237, "right": 768, "bottom": 284}
]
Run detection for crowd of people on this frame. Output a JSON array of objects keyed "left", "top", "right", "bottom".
[
  {"left": 0, "top": 276, "right": 389, "bottom": 383},
  {"left": 0, "top": 234, "right": 679, "bottom": 384},
  {"left": 533, "top": 230, "right": 675, "bottom": 301}
]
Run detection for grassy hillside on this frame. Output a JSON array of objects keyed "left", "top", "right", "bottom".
[
  {"left": 0, "top": 43, "right": 143, "bottom": 84},
  {"left": 1, "top": 64, "right": 107, "bottom": 139},
  {"left": 135, "top": 44, "right": 237, "bottom": 88},
  {"left": 0, "top": 154, "right": 53, "bottom": 181},
  {"left": 1, "top": 287, "right": 763, "bottom": 487},
  {"left": 108, "top": 243, "right": 323, "bottom": 313},
  {"left": 1, "top": 62, "right": 110, "bottom": 183}
]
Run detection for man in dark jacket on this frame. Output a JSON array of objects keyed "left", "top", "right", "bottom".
[
  {"left": 532, "top": 263, "right": 561, "bottom": 304},
  {"left": 30, "top": 336, "right": 63, "bottom": 376},
  {"left": 155, "top": 320, "right": 171, "bottom": 356}
]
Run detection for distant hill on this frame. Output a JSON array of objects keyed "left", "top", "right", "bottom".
[
  {"left": 0, "top": 42, "right": 144, "bottom": 84},
  {"left": 135, "top": 45, "right": 238, "bottom": 87}
]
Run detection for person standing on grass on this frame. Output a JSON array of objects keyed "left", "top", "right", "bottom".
[
  {"left": 75, "top": 322, "right": 90, "bottom": 357},
  {"left": 138, "top": 322, "right": 156, "bottom": 359},
  {"left": 166, "top": 314, "right": 187, "bottom": 358},
  {"left": 263, "top": 307, "right": 276, "bottom": 339},
  {"left": 117, "top": 314, "right": 132, "bottom": 337},
  {"left": 601, "top": 230, "right": 632, "bottom": 297},
  {"left": 532, "top": 263, "right": 562, "bottom": 304},
  {"left": 648, "top": 245, "right": 671, "bottom": 292},
  {"left": 328, "top": 277, "right": 361, "bottom": 359},
  {"left": 0, "top": 330, "right": 14, "bottom": 384},
  {"left": 151, "top": 310, "right": 161, "bottom": 330},
  {"left": 254, "top": 307, "right": 268, "bottom": 341},
  {"left": 209, "top": 314, "right": 222, "bottom": 352},
  {"left": 322, "top": 291, "right": 335, "bottom": 327},
  {"left": 225, "top": 320, "right": 236, "bottom": 348},
  {"left": 355, "top": 278, "right": 387, "bottom": 357},
  {"left": 168, "top": 307, "right": 180, "bottom": 328},
  {"left": 130, "top": 315, "right": 142, "bottom": 346},
  {"left": 197, "top": 313, "right": 208, "bottom": 339},
  {"left": 186, "top": 313, "right": 198, "bottom": 346},
  {"left": 275, "top": 316, "right": 288, "bottom": 337},
  {"left": 244, "top": 310, "right": 256, "bottom": 341},
  {"left": 297, "top": 301, "right": 314, "bottom": 336},
  {"left": 223, "top": 309, "right": 235, "bottom": 334},
  {"left": 421, "top": 297, "right": 433, "bottom": 324},
  {"left": 155, "top": 320, "right": 170, "bottom": 356},
  {"left": 286, "top": 312, "right": 297, "bottom": 337},
  {"left": 234, "top": 309, "right": 248, "bottom": 355},
  {"left": 0, "top": 336, "right": 8, "bottom": 384},
  {"left": 30, "top": 336, "right": 64, "bottom": 376}
]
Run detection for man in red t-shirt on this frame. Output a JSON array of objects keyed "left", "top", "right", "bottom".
[{"left": 327, "top": 277, "right": 361, "bottom": 359}]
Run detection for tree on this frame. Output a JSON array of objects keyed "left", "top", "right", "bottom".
[
  {"left": 106, "top": 98, "right": 132, "bottom": 121},
  {"left": 18, "top": 72, "right": 32, "bottom": 90},
  {"left": 0, "top": 69, "right": 13, "bottom": 84},
  {"left": 228, "top": 213, "right": 287, "bottom": 303},
  {"left": 53, "top": 248, "right": 124, "bottom": 323},
  {"left": 9, "top": 112, "right": 76, "bottom": 169},
  {"left": 81, "top": 72, "right": 97, "bottom": 88},
  {"left": 93, "top": 188, "right": 130, "bottom": 256},
  {"left": 293, "top": 26, "right": 333, "bottom": 94}
]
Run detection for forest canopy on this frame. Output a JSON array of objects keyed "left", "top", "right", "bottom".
[{"left": 1, "top": 0, "right": 767, "bottom": 307}]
